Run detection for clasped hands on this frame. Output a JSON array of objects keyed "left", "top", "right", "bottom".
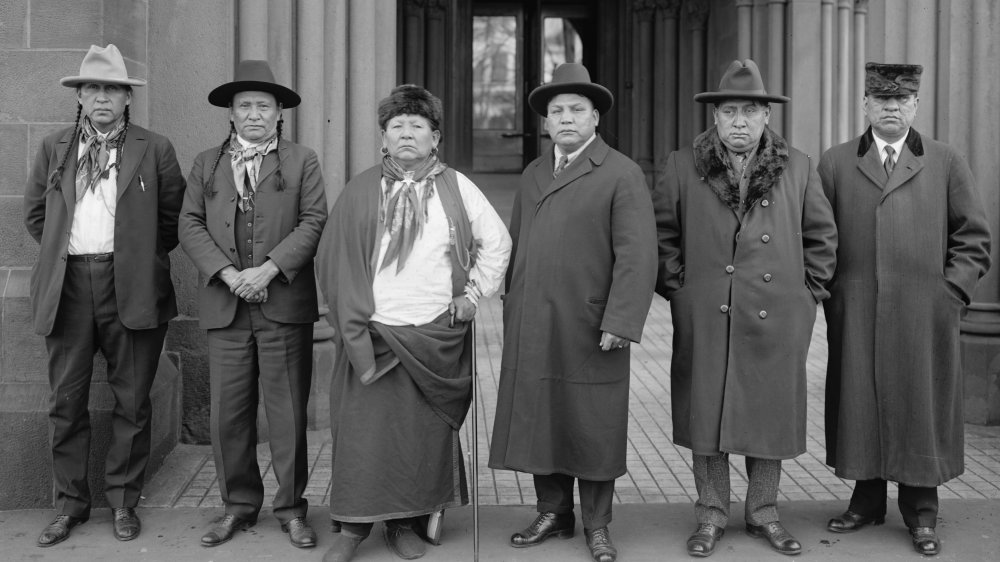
[{"left": 219, "top": 261, "right": 280, "bottom": 304}]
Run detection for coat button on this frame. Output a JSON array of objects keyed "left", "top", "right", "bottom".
[
  {"left": 735, "top": 232, "right": 742, "bottom": 241},
  {"left": 720, "top": 305, "right": 730, "bottom": 313},
  {"left": 761, "top": 199, "right": 770, "bottom": 207},
  {"left": 725, "top": 265, "right": 735, "bottom": 274},
  {"left": 759, "top": 310, "right": 768, "bottom": 319},
  {"left": 230, "top": 196, "right": 236, "bottom": 202},
  {"left": 230, "top": 248, "right": 236, "bottom": 253},
  {"left": 761, "top": 234, "right": 770, "bottom": 243},
  {"left": 763, "top": 273, "right": 773, "bottom": 282}
]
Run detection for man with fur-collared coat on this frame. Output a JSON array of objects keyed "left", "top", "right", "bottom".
[{"left": 653, "top": 60, "right": 837, "bottom": 557}]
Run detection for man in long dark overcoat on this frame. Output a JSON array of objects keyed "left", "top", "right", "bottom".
[
  {"left": 489, "top": 63, "right": 657, "bottom": 562},
  {"left": 819, "top": 62, "right": 991, "bottom": 557},
  {"left": 652, "top": 60, "right": 837, "bottom": 558}
]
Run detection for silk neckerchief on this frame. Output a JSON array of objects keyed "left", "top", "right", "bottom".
[
  {"left": 378, "top": 154, "right": 448, "bottom": 272},
  {"left": 75, "top": 117, "right": 126, "bottom": 202},
  {"left": 228, "top": 132, "right": 279, "bottom": 211}
]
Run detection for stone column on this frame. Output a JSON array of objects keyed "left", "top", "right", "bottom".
[
  {"left": 785, "top": 0, "right": 822, "bottom": 159},
  {"left": 686, "top": 0, "right": 709, "bottom": 134},
  {"left": 239, "top": 0, "right": 268, "bottom": 59},
  {"left": 404, "top": 0, "right": 427, "bottom": 86},
  {"left": 425, "top": 0, "right": 447, "bottom": 100},
  {"left": 654, "top": 0, "right": 682, "bottom": 173},
  {"left": 766, "top": 0, "right": 786, "bottom": 136},
  {"left": 820, "top": 0, "right": 834, "bottom": 152},
  {"left": 836, "top": 0, "right": 851, "bottom": 142},
  {"left": 735, "top": 0, "right": 754, "bottom": 60},
  {"left": 853, "top": 0, "right": 868, "bottom": 134},
  {"left": 633, "top": 0, "right": 656, "bottom": 177},
  {"left": 324, "top": 0, "right": 349, "bottom": 202}
]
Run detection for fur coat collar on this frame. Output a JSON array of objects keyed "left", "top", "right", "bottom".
[{"left": 693, "top": 126, "right": 789, "bottom": 213}]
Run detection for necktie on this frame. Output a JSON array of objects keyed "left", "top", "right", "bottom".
[
  {"left": 553, "top": 155, "right": 569, "bottom": 178},
  {"left": 883, "top": 145, "right": 895, "bottom": 178}
]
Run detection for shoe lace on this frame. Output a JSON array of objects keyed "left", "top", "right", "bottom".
[
  {"left": 696, "top": 523, "right": 716, "bottom": 535},
  {"left": 590, "top": 527, "right": 611, "bottom": 545},
  {"left": 528, "top": 513, "right": 552, "bottom": 533}
]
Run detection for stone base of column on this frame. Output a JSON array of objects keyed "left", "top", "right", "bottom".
[{"left": 960, "top": 302, "right": 1000, "bottom": 426}]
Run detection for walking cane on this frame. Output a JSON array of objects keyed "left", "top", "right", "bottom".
[{"left": 470, "top": 318, "right": 480, "bottom": 561}]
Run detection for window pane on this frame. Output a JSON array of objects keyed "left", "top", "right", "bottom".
[
  {"left": 543, "top": 18, "right": 583, "bottom": 82},
  {"left": 473, "top": 16, "right": 518, "bottom": 130}
]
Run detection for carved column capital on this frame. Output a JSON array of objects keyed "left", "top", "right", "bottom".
[
  {"left": 685, "top": 0, "right": 710, "bottom": 30},
  {"left": 404, "top": 0, "right": 426, "bottom": 15},
  {"left": 657, "top": 0, "right": 683, "bottom": 18},
  {"left": 634, "top": 0, "right": 657, "bottom": 19},
  {"left": 854, "top": 0, "right": 869, "bottom": 14},
  {"left": 733, "top": 0, "right": 755, "bottom": 8},
  {"left": 426, "top": 0, "right": 446, "bottom": 19}
]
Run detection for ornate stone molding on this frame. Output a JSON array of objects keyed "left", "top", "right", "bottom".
[
  {"left": 685, "top": 0, "right": 710, "bottom": 30},
  {"left": 634, "top": 0, "right": 657, "bottom": 20},
  {"left": 656, "top": 0, "right": 683, "bottom": 18},
  {"left": 854, "top": 0, "right": 869, "bottom": 14},
  {"left": 426, "top": 0, "right": 446, "bottom": 19}
]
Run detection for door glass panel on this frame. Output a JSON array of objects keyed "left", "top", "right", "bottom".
[
  {"left": 472, "top": 15, "right": 522, "bottom": 172},
  {"left": 539, "top": 17, "right": 584, "bottom": 157}
]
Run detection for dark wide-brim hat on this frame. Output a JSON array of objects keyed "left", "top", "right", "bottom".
[
  {"left": 694, "top": 59, "right": 789, "bottom": 104},
  {"left": 208, "top": 59, "right": 301, "bottom": 108},
  {"left": 865, "top": 62, "right": 922, "bottom": 96},
  {"left": 528, "top": 63, "right": 614, "bottom": 116}
]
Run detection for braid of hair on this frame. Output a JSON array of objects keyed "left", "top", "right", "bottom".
[
  {"left": 114, "top": 105, "right": 131, "bottom": 177},
  {"left": 46, "top": 104, "right": 83, "bottom": 194},
  {"left": 205, "top": 122, "right": 235, "bottom": 199},
  {"left": 274, "top": 119, "right": 285, "bottom": 191}
]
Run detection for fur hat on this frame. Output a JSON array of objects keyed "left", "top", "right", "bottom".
[
  {"left": 378, "top": 84, "right": 443, "bottom": 131},
  {"left": 865, "top": 62, "right": 922, "bottom": 96}
]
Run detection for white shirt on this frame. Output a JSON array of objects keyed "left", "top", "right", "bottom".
[
  {"left": 553, "top": 133, "right": 598, "bottom": 169},
  {"left": 372, "top": 170, "right": 512, "bottom": 326},
  {"left": 68, "top": 140, "right": 117, "bottom": 255},
  {"left": 872, "top": 130, "right": 907, "bottom": 167}
]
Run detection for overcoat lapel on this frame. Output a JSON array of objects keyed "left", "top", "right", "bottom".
[
  {"left": 882, "top": 144, "right": 923, "bottom": 200},
  {"left": 58, "top": 129, "right": 78, "bottom": 215},
  {"left": 537, "top": 137, "right": 608, "bottom": 203},
  {"left": 116, "top": 127, "right": 148, "bottom": 201},
  {"left": 856, "top": 145, "right": 886, "bottom": 190}
]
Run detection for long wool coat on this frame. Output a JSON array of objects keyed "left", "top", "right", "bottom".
[
  {"left": 819, "top": 128, "right": 991, "bottom": 486},
  {"left": 24, "top": 124, "right": 186, "bottom": 336},
  {"left": 653, "top": 127, "right": 837, "bottom": 459},
  {"left": 489, "top": 136, "right": 657, "bottom": 480}
]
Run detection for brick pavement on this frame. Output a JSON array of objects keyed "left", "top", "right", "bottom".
[{"left": 144, "top": 294, "right": 1000, "bottom": 511}]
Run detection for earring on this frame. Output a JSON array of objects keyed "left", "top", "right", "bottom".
[
  {"left": 381, "top": 146, "right": 389, "bottom": 155},
  {"left": 431, "top": 147, "right": 438, "bottom": 155}
]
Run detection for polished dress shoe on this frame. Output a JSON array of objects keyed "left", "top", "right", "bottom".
[
  {"left": 510, "top": 512, "right": 575, "bottom": 547},
  {"left": 282, "top": 516, "right": 317, "bottom": 549},
  {"left": 747, "top": 521, "right": 802, "bottom": 556},
  {"left": 909, "top": 526, "right": 941, "bottom": 556},
  {"left": 323, "top": 530, "right": 365, "bottom": 562},
  {"left": 37, "top": 514, "right": 88, "bottom": 547},
  {"left": 585, "top": 526, "right": 618, "bottom": 562},
  {"left": 687, "top": 523, "right": 725, "bottom": 557},
  {"left": 827, "top": 510, "right": 885, "bottom": 533},
  {"left": 383, "top": 521, "right": 426, "bottom": 559},
  {"left": 200, "top": 514, "right": 256, "bottom": 547},
  {"left": 112, "top": 507, "right": 141, "bottom": 541}
]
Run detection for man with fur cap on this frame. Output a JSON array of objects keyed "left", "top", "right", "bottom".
[
  {"left": 24, "top": 44, "right": 185, "bottom": 547},
  {"left": 490, "top": 63, "right": 657, "bottom": 562},
  {"left": 819, "top": 63, "right": 990, "bottom": 556},
  {"left": 180, "top": 60, "right": 327, "bottom": 549},
  {"left": 652, "top": 59, "right": 837, "bottom": 557}
]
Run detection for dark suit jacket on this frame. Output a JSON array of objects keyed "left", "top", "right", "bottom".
[
  {"left": 179, "top": 139, "right": 328, "bottom": 329},
  {"left": 23, "top": 124, "right": 186, "bottom": 336}
]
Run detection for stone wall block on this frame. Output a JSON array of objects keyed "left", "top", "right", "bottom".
[
  {"left": 0, "top": 51, "right": 90, "bottom": 123},
  {"left": 30, "top": 0, "right": 103, "bottom": 48},
  {"left": 166, "top": 316, "right": 210, "bottom": 444},
  {"left": 0, "top": 124, "right": 27, "bottom": 196},
  {"left": 0, "top": 0, "right": 28, "bottom": 48},
  {"left": 0, "top": 196, "right": 37, "bottom": 267},
  {"left": 103, "top": 0, "right": 148, "bottom": 62},
  {"left": 0, "top": 268, "right": 46, "bottom": 382}
]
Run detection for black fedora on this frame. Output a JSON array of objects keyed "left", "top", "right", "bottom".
[
  {"left": 694, "top": 59, "right": 789, "bottom": 104},
  {"left": 208, "top": 60, "right": 301, "bottom": 108},
  {"left": 528, "top": 63, "right": 614, "bottom": 116}
]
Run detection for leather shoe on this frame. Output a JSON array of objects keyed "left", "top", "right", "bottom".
[
  {"left": 687, "top": 523, "right": 725, "bottom": 557},
  {"left": 383, "top": 521, "right": 426, "bottom": 559},
  {"left": 747, "top": 521, "right": 802, "bottom": 556},
  {"left": 282, "top": 516, "right": 317, "bottom": 549},
  {"left": 323, "top": 530, "right": 365, "bottom": 562},
  {"left": 910, "top": 526, "right": 941, "bottom": 556},
  {"left": 200, "top": 514, "right": 256, "bottom": 547},
  {"left": 585, "top": 526, "right": 618, "bottom": 562},
  {"left": 37, "top": 514, "right": 88, "bottom": 547},
  {"left": 510, "top": 512, "right": 575, "bottom": 547},
  {"left": 827, "top": 510, "right": 885, "bottom": 533},
  {"left": 112, "top": 507, "right": 141, "bottom": 541}
]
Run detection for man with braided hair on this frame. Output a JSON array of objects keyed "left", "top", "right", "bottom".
[
  {"left": 24, "top": 44, "right": 185, "bottom": 547},
  {"left": 180, "top": 59, "right": 327, "bottom": 549}
]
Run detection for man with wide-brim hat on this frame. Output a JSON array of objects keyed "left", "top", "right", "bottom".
[
  {"left": 819, "top": 62, "right": 990, "bottom": 557},
  {"left": 179, "top": 59, "right": 327, "bottom": 550},
  {"left": 490, "top": 62, "right": 657, "bottom": 562},
  {"left": 652, "top": 59, "right": 837, "bottom": 557},
  {"left": 24, "top": 43, "right": 186, "bottom": 547}
]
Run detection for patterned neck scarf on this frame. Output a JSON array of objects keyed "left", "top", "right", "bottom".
[
  {"left": 378, "top": 153, "right": 448, "bottom": 272},
  {"left": 229, "top": 132, "right": 279, "bottom": 210},
  {"left": 75, "top": 117, "right": 126, "bottom": 202}
]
